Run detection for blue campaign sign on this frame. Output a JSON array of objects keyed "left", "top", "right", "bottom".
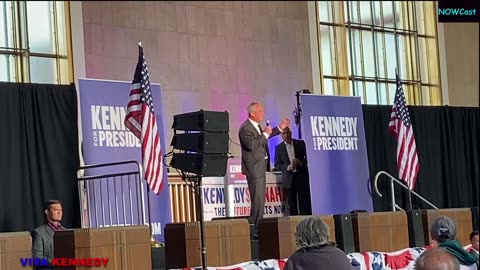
[
  {"left": 79, "top": 78, "right": 171, "bottom": 242},
  {"left": 300, "top": 95, "right": 373, "bottom": 215}
]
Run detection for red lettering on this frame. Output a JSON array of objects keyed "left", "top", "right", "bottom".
[
  {"left": 245, "top": 188, "right": 250, "bottom": 203},
  {"left": 235, "top": 206, "right": 250, "bottom": 216},
  {"left": 52, "top": 258, "right": 60, "bottom": 266},
  {"left": 275, "top": 187, "right": 281, "bottom": 202},
  {"left": 47, "top": 257, "right": 111, "bottom": 266},
  {"left": 265, "top": 187, "right": 276, "bottom": 202}
]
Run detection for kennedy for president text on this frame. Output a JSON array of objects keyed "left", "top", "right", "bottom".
[{"left": 310, "top": 116, "right": 359, "bottom": 151}]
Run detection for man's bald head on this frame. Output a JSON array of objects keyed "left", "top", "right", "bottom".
[{"left": 415, "top": 247, "right": 459, "bottom": 270}]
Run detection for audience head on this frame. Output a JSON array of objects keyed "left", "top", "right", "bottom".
[
  {"left": 247, "top": 102, "right": 265, "bottom": 123},
  {"left": 295, "top": 216, "right": 335, "bottom": 249},
  {"left": 429, "top": 216, "right": 456, "bottom": 247},
  {"left": 281, "top": 127, "right": 293, "bottom": 144},
  {"left": 44, "top": 199, "right": 63, "bottom": 223},
  {"left": 415, "top": 247, "right": 460, "bottom": 270},
  {"left": 470, "top": 231, "right": 479, "bottom": 251}
]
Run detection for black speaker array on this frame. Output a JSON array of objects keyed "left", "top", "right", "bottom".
[
  {"left": 172, "top": 110, "right": 229, "bottom": 132},
  {"left": 406, "top": 210, "right": 425, "bottom": 247},
  {"left": 170, "top": 110, "right": 229, "bottom": 176},
  {"left": 333, "top": 214, "right": 356, "bottom": 253}
]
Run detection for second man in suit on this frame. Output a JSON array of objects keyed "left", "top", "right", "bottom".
[
  {"left": 274, "top": 127, "right": 312, "bottom": 215},
  {"left": 239, "top": 102, "right": 290, "bottom": 237},
  {"left": 31, "top": 200, "right": 67, "bottom": 270}
]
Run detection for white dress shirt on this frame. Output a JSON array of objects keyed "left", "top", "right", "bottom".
[
  {"left": 285, "top": 141, "right": 296, "bottom": 172},
  {"left": 248, "top": 118, "right": 268, "bottom": 159},
  {"left": 248, "top": 118, "right": 269, "bottom": 139}
]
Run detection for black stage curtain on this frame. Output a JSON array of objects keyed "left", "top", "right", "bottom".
[
  {"left": 0, "top": 82, "right": 80, "bottom": 232},
  {"left": 363, "top": 105, "right": 479, "bottom": 212}
]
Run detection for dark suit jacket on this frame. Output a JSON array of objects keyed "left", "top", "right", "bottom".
[
  {"left": 239, "top": 119, "right": 280, "bottom": 178},
  {"left": 31, "top": 224, "right": 66, "bottom": 270},
  {"left": 274, "top": 139, "right": 308, "bottom": 188}
]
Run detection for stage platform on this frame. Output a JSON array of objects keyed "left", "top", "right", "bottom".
[
  {"left": 161, "top": 208, "right": 478, "bottom": 269},
  {"left": 154, "top": 224, "right": 259, "bottom": 270},
  {"left": 152, "top": 239, "right": 260, "bottom": 270},
  {"left": 0, "top": 208, "right": 476, "bottom": 270}
]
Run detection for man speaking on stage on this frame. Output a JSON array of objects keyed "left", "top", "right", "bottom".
[{"left": 238, "top": 102, "right": 290, "bottom": 238}]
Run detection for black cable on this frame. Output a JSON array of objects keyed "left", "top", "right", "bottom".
[{"left": 229, "top": 137, "right": 241, "bottom": 147}]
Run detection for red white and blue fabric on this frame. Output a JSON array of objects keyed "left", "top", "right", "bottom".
[
  {"left": 174, "top": 246, "right": 476, "bottom": 270},
  {"left": 125, "top": 45, "right": 164, "bottom": 194},
  {"left": 388, "top": 74, "right": 419, "bottom": 190},
  {"left": 347, "top": 247, "right": 426, "bottom": 270},
  {"left": 172, "top": 247, "right": 436, "bottom": 270}
]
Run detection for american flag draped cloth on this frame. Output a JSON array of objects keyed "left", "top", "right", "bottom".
[
  {"left": 172, "top": 247, "right": 430, "bottom": 270},
  {"left": 124, "top": 44, "right": 164, "bottom": 194},
  {"left": 388, "top": 74, "right": 419, "bottom": 190}
]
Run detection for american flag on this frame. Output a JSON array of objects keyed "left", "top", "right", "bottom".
[
  {"left": 125, "top": 45, "right": 164, "bottom": 194},
  {"left": 388, "top": 74, "right": 419, "bottom": 190}
]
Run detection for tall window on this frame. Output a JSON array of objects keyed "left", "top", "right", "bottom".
[
  {"left": 0, "top": 1, "right": 72, "bottom": 84},
  {"left": 317, "top": 1, "right": 441, "bottom": 105}
]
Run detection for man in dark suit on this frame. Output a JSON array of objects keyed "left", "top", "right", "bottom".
[
  {"left": 274, "top": 127, "right": 312, "bottom": 215},
  {"left": 239, "top": 102, "right": 290, "bottom": 237},
  {"left": 31, "top": 200, "right": 66, "bottom": 270}
]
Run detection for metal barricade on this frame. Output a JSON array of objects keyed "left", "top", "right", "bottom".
[{"left": 77, "top": 160, "right": 150, "bottom": 229}]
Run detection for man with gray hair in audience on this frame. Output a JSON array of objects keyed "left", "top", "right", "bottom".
[
  {"left": 428, "top": 216, "right": 478, "bottom": 270},
  {"left": 415, "top": 247, "right": 460, "bottom": 270},
  {"left": 284, "top": 216, "right": 354, "bottom": 270}
]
